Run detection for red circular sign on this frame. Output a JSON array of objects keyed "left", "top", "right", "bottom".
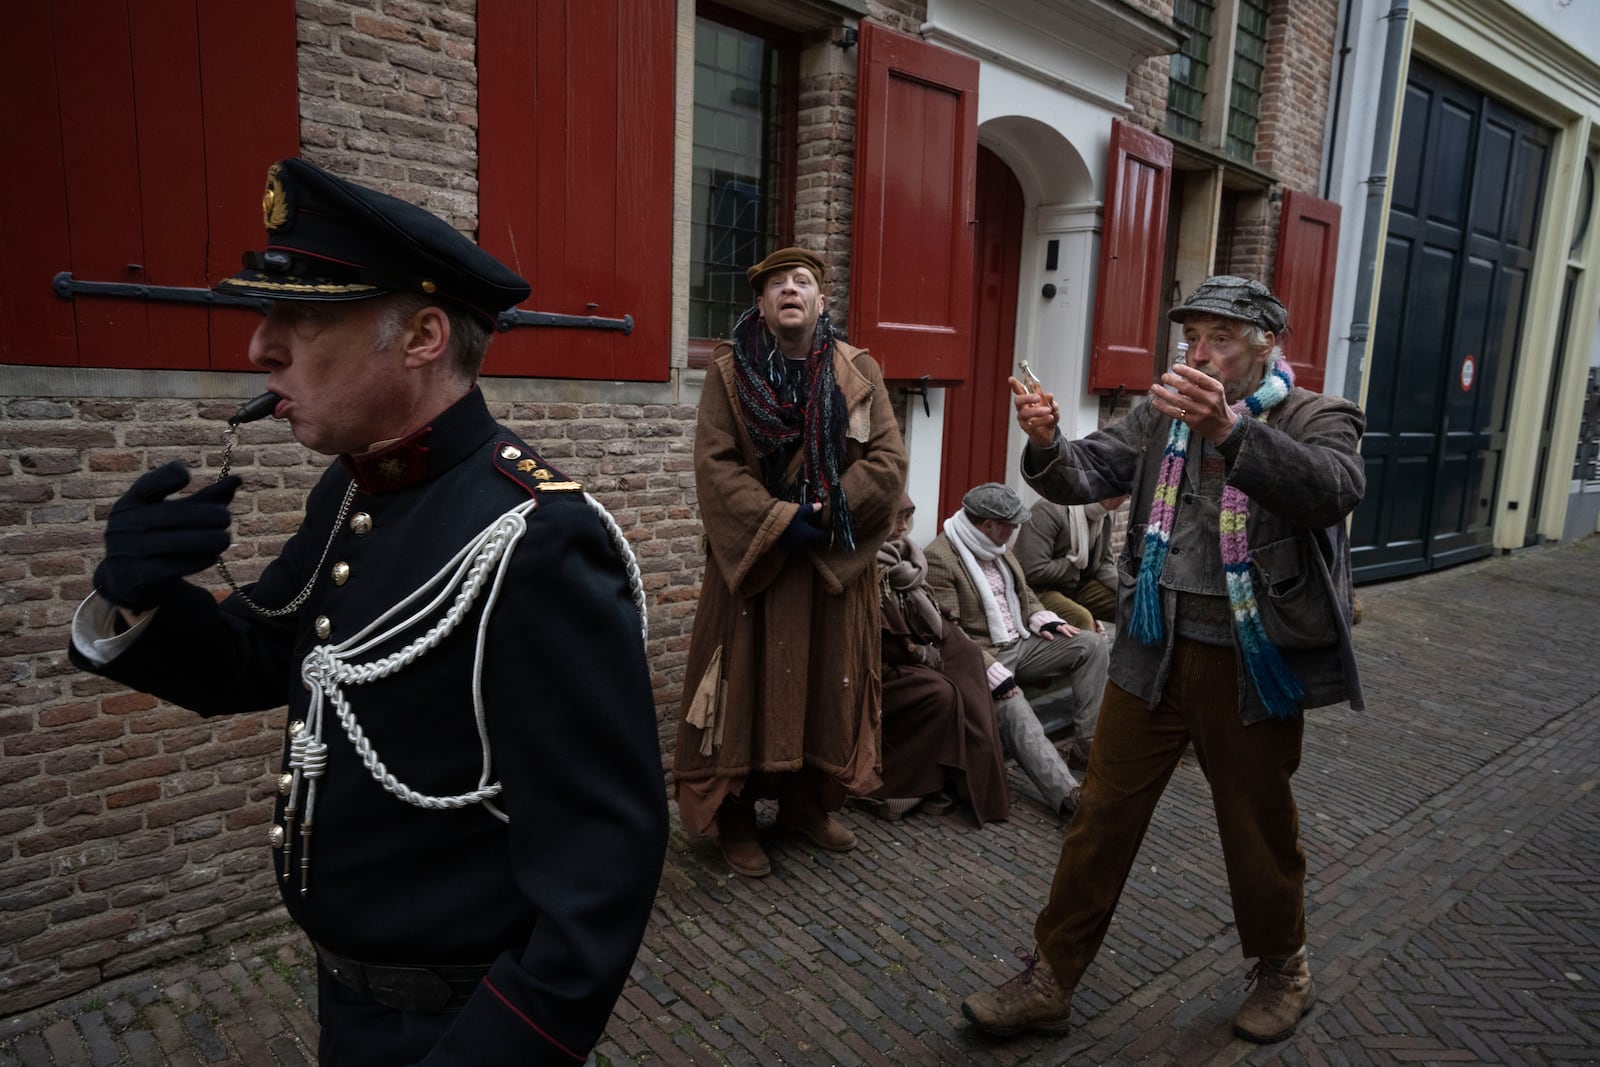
[{"left": 1460, "top": 355, "right": 1475, "bottom": 392}]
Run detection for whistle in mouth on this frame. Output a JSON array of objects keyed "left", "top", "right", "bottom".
[{"left": 232, "top": 392, "right": 279, "bottom": 426}]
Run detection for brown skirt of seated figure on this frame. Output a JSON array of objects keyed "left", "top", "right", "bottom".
[{"left": 871, "top": 620, "right": 1011, "bottom": 827}]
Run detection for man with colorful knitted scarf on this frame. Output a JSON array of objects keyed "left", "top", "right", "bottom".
[
  {"left": 960, "top": 275, "right": 1365, "bottom": 1045},
  {"left": 674, "top": 247, "right": 908, "bottom": 878}
]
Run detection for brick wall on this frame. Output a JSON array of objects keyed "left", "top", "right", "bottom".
[
  {"left": 796, "top": 32, "right": 860, "bottom": 330},
  {"left": 296, "top": 0, "right": 482, "bottom": 228},
  {"left": 1255, "top": 0, "right": 1337, "bottom": 196},
  {"left": 0, "top": 388, "right": 707, "bottom": 1012},
  {"left": 2, "top": 399, "right": 295, "bottom": 1009},
  {"left": 1124, "top": 0, "right": 1176, "bottom": 132}
]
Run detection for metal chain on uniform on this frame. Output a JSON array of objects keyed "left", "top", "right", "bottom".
[
  {"left": 276, "top": 491, "right": 649, "bottom": 895},
  {"left": 213, "top": 415, "right": 356, "bottom": 619}
]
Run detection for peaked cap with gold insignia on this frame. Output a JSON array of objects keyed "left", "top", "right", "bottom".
[{"left": 216, "top": 158, "right": 530, "bottom": 328}]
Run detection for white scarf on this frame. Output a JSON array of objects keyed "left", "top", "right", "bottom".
[
  {"left": 1059, "top": 500, "right": 1109, "bottom": 575},
  {"left": 1061, "top": 504, "right": 1090, "bottom": 573},
  {"left": 943, "top": 510, "right": 1025, "bottom": 646}
]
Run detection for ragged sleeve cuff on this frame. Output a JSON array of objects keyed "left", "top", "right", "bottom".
[{"left": 986, "top": 661, "right": 1015, "bottom": 692}]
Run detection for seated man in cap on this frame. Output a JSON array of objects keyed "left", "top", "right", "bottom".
[
  {"left": 674, "top": 245, "right": 908, "bottom": 878},
  {"left": 68, "top": 158, "right": 668, "bottom": 1066},
  {"left": 923, "top": 483, "right": 1110, "bottom": 817},
  {"left": 1015, "top": 494, "right": 1130, "bottom": 632},
  {"left": 963, "top": 275, "right": 1364, "bottom": 1046}
]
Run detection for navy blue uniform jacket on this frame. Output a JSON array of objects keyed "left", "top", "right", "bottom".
[{"left": 72, "top": 389, "right": 668, "bottom": 1065}]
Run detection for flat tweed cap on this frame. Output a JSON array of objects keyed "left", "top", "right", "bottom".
[
  {"left": 963, "top": 482, "right": 1031, "bottom": 525},
  {"left": 216, "top": 158, "right": 530, "bottom": 327},
  {"left": 746, "top": 246, "right": 826, "bottom": 291},
  {"left": 1168, "top": 275, "right": 1288, "bottom": 335}
]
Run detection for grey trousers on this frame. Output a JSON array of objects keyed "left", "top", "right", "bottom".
[
  {"left": 994, "top": 692, "right": 1079, "bottom": 814},
  {"left": 995, "top": 630, "right": 1108, "bottom": 740}
]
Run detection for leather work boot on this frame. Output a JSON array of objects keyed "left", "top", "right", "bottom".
[
  {"left": 1057, "top": 786, "right": 1082, "bottom": 821},
  {"left": 1233, "top": 946, "right": 1314, "bottom": 1043},
  {"left": 776, "top": 798, "right": 856, "bottom": 851},
  {"left": 960, "top": 950, "right": 1073, "bottom": 1037},
  {"left": 715, "top": 799, "right": 770, "bottom": 878}
]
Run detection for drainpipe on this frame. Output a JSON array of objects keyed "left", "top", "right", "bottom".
[
  {"left": 1342, "top": 0, "right": 1411, "bottom": 403},
  {"left": 1322, "top": 0, "right": 1357, "bottom": 200}
]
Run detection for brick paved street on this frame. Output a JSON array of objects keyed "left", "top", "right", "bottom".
[{"left": 3, "top": 536, "right": 1597, "bottom": 1066}]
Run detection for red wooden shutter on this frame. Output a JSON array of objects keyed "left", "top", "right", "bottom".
[
  {"left": 1, "top": 5, "right": 77, "bottom": 366},
  {"left": 850, "top": 21, "right": 979, "bottom": 382},
  {"left": 1273, "top": 189, "right": 1342, "bottom": 394},
  {"left": 478, "top": 0, "right": 674, "bottom": 382},
  {"left": 1087, "top": 120, "right": 1173, "bottom": 395},
  {"left": 0, "top": 2, "right": 295, "bottom": 369},
  {"left": 198, "top": 4, "right": 300, "bottom": 372}
]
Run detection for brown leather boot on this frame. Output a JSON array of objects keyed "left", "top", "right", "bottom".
[
  {"left": 1233, "top": 946, "right": 1314, "bottom": 1043},
  {"left": 775, "top": 796, "right": 856, "bottom": 851},
  {"left": 715, "top": 799, "right": 770, "bottom": 877},
  {"left": 961, "top": 949, "right": 1073, "bottom": 1037}
]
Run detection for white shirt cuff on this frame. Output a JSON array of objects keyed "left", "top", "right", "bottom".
[{"left": 71, "top": 593, "right": 156, "bottom": 666}]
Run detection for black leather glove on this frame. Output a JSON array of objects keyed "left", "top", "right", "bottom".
[
  {"left": 777, "top": 504, "right": 825, "bottom": 551},
  {"left": 93, "top": 461, "right": 241, "bottom": 612}
]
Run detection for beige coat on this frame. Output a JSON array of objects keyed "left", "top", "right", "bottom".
[
  {"left": 921, "top": 536, "right": 1046, "bottom": 672},
  {"left": 673, "top": 340, "right": 908, "bottom": 835}
]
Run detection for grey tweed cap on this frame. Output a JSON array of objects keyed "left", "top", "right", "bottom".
[
  {"left": 1168, "top": 275, "right": 1289, "bottom": 335},
  {"left": 962, "top": 483, "right": 1031, "bottom": 525}
]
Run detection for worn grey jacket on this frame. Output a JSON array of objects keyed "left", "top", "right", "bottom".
[
  {"left": 1021, "top": 388, "right": 1366, "bottom": 722},
  {"left": 1015, "top": 500, "right": 1118, "bottom": 593}
]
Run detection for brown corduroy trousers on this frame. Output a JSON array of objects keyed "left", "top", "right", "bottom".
[{"left": 1033, "top": 638, "right": 1307, "bottom": 988}]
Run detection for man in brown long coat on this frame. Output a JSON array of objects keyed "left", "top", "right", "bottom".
[{"left": 674, "top": 247, "right": 908, "bottom": 878}]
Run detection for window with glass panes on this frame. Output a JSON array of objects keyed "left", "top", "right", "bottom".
[
  {"left": 1165, "top": 0, "right": 1213, "bottom": 141},
  {"left": 1226, "top": 0, "right": 1270, "bottom": 161},
  {"left": 690, "top": 14, "right": 793, "bottom": 343}
]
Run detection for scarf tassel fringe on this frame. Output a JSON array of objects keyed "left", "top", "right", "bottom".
[{"left": 1239, "top": 628, "right": 1305, "bottom": 719}]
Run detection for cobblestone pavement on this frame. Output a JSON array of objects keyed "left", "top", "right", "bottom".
[{"left": 3, "top": 537, "right": 1598, "bottom": 1066}]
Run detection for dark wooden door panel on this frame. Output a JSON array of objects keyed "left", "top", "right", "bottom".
[
  {"left": 938, "top": 146, "right": 1023, "bottom": 521},
  {"left": 1352, "top": 61, "right": 1550, "bottom": 583}
]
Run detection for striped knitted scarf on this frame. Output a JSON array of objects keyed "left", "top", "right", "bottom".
[
  {"left": 1128, "top": 357, "right": 1304, "bottom": 718},
  {"left": 730, "top": 304, "right": 855, "bottom": 550}
]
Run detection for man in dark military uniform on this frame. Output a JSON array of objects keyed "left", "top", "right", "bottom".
[{"left": 69, "top": 158, "right": 669, "bottom": 1066}]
